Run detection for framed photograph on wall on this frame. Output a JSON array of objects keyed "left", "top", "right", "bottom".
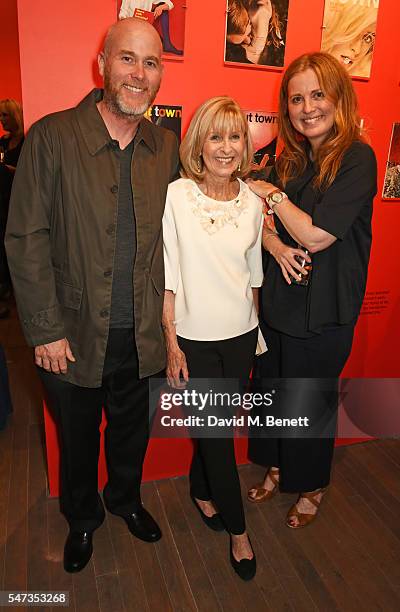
[
  {"left": 224, "top": 1, "right": 289, "bottom": 69},
  {"left": 117, "top": 1, "right": 186, "bottom": 59},
  {"left": 144, "top": 103, "right": 182, "bottom": 142},
  {"left": 320, "top": 0, "right": 380, "bottom": 80},
  {"left": 244, "top": 109, "right": 278, "bottom": 179},
  {"left": 382, "top": 123, "right": 400, "bottom": 201}
]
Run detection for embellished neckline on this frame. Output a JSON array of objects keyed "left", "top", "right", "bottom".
[{"left": 187, "top": 179, "right": 249, "bottom": 235}]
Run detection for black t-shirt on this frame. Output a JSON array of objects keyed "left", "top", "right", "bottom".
[
  {"left": 110, "top": 138, "right": 136, "bottom": 329},
  {"left": 262, "top": 140, "right": 377, "bottom": 337}
]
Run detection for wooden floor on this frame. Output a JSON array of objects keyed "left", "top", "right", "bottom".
[{"left": 1, "top": 300, "right": 400, "bottom": 612}]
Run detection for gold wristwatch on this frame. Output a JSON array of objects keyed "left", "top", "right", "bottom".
[{"left": 266, "top": 190, "right": 288, "bottom": 214}]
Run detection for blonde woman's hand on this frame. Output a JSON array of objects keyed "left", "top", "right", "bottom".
[{"left": 166, "top": 345, "right": 189, "bottom": 389}]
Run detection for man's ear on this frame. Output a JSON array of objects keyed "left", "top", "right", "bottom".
[{"left": 98, "top": 52, "right": 105, "bottom": 77}]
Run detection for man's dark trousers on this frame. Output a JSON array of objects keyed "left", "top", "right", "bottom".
[{"left": 39, "top": 328, "right": 150, "bottom": 532}]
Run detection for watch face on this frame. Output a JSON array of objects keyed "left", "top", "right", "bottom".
[{"left": 271, "top": 191, "right": 283, "bottom": 203}]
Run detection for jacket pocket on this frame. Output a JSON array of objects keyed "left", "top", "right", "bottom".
[
  {"left": 151, "top": 274, "right": 164, "bottom": 296},
  {"left": 55, "top": 278, "right": 83, "bottom": 310}
]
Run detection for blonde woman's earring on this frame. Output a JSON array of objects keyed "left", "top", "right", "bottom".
[{"left": 197, "top": 158, "right": 202, "bottom": 172}]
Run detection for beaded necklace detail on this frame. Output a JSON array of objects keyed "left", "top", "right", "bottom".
[{"left": 187, "top": 180, "right": 249, "bottom": 235}]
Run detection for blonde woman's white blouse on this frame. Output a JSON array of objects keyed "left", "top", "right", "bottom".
[{"left": 163, "top": 178, "right": 264, "bottom": 341}]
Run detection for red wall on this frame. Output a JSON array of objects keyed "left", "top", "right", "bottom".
[
  {"left": 0, "top": 0, "right": 22, "bottom": 136},
  {"left": 15, "top": 0, "right": 400, "bottom": 494},
  {"left": 16, "top": 0, "right": 400, "bottom": 378}
]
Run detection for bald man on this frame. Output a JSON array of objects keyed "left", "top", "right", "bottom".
[{"left": 6, "top": 18, "right": 179, "bottom": 573}]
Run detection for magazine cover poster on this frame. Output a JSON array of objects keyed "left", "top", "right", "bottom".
[
  {"left": 117, "top": 1, "right": 186, "bottom": 59},
  {"left": 382, "top": 123, "right": 400, "bottom": 201},
  {"left": 320, "top": 0, "right": 380, "bottom": 79},
  {"left": 225, "top": 0, "right": 289, "bottom": 69},
  {"left": 244, "top": 109, "right": 278, "bottom": 179},
  {"left": 144, "top": 104, "right": 182, "bottom": 142}
]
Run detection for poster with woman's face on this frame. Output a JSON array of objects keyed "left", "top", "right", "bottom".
[
  {"left": 117, "top": 1, "right": 186, "bottom": 59},
  {"left": 382, "top": 123, "right": 400, "bottom": 201},
  {"left": 224, "top": 0, "right": 290, "bottom": 69},
  {"left": 321, "top": 0, "right": 380, "bottom": 79}
]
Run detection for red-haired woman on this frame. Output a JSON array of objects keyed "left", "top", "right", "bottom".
[{"left": 247, "top": 52, "right": 377, "bottom": 528}]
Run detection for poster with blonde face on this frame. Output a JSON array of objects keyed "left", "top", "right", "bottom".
[{"left": 321, "top": 0, "right": 380, "bottom": 79}]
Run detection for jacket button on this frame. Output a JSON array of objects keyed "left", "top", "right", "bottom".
[
  {"left": 100, "top": 309, "right": 109, "bottom": 318},
  {"left": 110, "top": 185, "right": 118, "bottom": 194},
  {"left": 104, "top": 270, "right": 112, "bottom": 277},
  {"left": 106, "top": 224, "right": 115, "bottom": 235}
]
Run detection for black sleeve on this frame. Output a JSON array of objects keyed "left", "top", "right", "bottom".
[{"left": 312, "top": 142, "right": 377, "bottom": 240}]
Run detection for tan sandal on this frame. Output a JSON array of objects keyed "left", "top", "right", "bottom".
[
  {"left": 286, "top": 487, "right": 327, "bottom": 529},
  {"left": 247, "top": 468, "right": 280, "bottom": 503}
]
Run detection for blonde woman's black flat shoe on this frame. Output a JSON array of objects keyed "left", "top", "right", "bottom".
[
  {"left": 230, "top": 535, "right": 256, "bottom": 581},
  {"left": 190, "top": 495, "right": 225, "bottom": 532}
]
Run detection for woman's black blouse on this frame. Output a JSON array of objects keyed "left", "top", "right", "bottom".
[
  {"left": 0, "top": 136, "right": 24, "bottom": 167},
  {"left": 261, "top": 140, "right": 377, "bottom": 338}
]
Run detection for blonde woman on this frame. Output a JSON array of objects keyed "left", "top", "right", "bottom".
[
  {"left": 0, "top": 98, "right": 24, "bottom": 171},
  {"left": 162, "top": 96, "right": 263, "bottom": 580},
  {"left": 0, "top": 99, "right": 24, "bottom": 309}
]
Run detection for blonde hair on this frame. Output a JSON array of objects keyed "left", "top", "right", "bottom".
[
  {"left": 322, "top": 2, "right": 378, "bottom": 77},
  {"left": 276, "top": 52, "right": 363, "bottom": 190},
  {"left": 180, "top": 96, "right": 253, "bottom": 182},
  {"left": 0, "top": 98, "right": 24, "bottom": 139}
]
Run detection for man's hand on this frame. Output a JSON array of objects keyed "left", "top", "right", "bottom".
[{"left": 34, "top": 338, "right": 76, "bottom": 374}]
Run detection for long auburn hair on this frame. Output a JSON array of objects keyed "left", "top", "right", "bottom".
[{"left": 276, "top": 52, "right": 363, "bottom": 190}]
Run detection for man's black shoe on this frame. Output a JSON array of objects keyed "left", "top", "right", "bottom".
[
  {"left": 123, "top": 507, "right": 162, "bottom": 542},
  {"left": 63, "top": 531, "right": 93, "bottom": 573}
]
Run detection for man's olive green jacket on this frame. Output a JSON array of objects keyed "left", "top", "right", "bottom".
[{"left": 5, "top": 89, "right": 179, "bottom": 387}]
